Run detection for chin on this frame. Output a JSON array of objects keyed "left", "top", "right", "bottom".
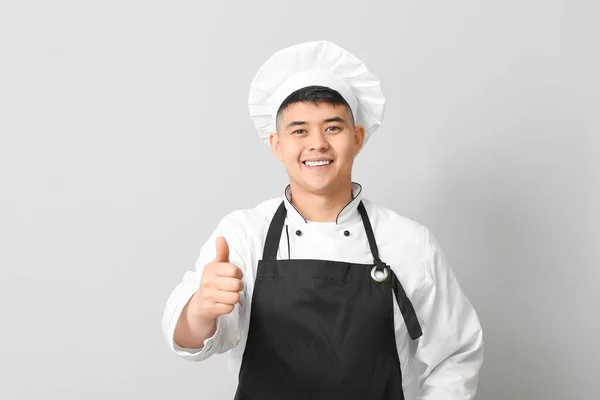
[
  {"left": 302, "top": 180, "right": 337, "bottom": 194},
  {"left": 290, "top": 172, "right": 344, "bottom": 194}
]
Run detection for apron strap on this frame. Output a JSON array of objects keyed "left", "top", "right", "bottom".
[
  {"left": 357, "top": 202, "right": 382, "bottom": 263},
  {"left": 358, "top": 202, "right": 423, "bottom": 340},
  {"left": 262, "top": 201, "right": 287, "bottom": 260},
  {"left": 392, "top": 274, "right": 423, "bottom": 340}
]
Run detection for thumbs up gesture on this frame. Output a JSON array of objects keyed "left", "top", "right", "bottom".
[{"left": 192, "top": 236, "right": 244, "bottom": 320}]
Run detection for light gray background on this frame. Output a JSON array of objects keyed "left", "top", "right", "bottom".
[{"left": 1, "top": 1, "right": 598, "bottom": 399}]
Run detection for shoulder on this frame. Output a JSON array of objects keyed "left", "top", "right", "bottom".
[
  {"left": 197, "top": 197, "right": 283, "bottom": 263},
  {"left": 360, "top": 198, "right": 442, "bottom": 262}
]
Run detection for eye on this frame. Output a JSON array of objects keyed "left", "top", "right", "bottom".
[
  {"left": 326, "top": 126, "right": 341, "bottom": 132},
  {"left": 292, "top": 129, "right": 307, "bottom": 135}
]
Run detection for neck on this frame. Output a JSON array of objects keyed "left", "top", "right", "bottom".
[{"left": 289, "top": 181, "right": 354, "bottom": 222}]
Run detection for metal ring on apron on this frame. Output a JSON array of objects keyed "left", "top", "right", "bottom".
[{"left": 370, "top": 265, "right": 389, "bottom": 282}]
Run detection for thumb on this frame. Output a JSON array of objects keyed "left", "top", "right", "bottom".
[{"left": 214, "top": 236, "right": 230, "bottom": 262}]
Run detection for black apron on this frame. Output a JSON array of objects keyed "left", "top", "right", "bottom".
[{"left": 234, "top": 201, "right": 423, "bottom": 400}]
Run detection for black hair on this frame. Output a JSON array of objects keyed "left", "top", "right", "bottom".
[{"left": 275, "top": 85, "right": 355, "bottom": 130}]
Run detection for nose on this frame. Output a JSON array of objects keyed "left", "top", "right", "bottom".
[{"left": 308, "top": 129, "right": 329, "bottom": 151}]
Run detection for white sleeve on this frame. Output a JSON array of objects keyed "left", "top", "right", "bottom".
[
  {"left": 161, "top": 212, "right": 247, "bottom": 361},
  {"left": 413, "top": 227, "right": 484, "bottom": 399}
]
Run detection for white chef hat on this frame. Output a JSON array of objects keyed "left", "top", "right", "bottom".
[{"left": 248, "top": 40, "right": 386, "bottom": 148}]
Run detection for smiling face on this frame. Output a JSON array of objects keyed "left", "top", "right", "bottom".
[{"left": 269, "top": 101, "right": 365, "bottom": 196}]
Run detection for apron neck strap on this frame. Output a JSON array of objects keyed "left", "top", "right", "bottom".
[
  {"left": 357, "top": 201, "right": 384, "bottom": 266},
  {"left": 262, "top": 201, "right": 288, "bottom": 260}
]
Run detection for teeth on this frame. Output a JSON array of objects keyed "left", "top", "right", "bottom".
[{"left": 305, "top": 160, "right": 331, "bottom": 167}]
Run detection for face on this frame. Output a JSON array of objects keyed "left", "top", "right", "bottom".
[{"left": 269, "top": 101, "right": 365, "bottom": 196}]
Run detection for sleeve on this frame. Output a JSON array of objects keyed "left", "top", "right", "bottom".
[
  {"left": 412, "top": 227, "right": 484, "bottom": 399},
  {"left": 161, "top": 212, "right": 248, "bottom": 361}
]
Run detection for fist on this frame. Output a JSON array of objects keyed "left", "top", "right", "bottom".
[{"left": 192, "top": 236, "right": 244, "bottom": 320}]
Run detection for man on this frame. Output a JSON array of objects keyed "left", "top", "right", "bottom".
[{"left": 162, "top": 40, "right": 484, "bottom": 399}]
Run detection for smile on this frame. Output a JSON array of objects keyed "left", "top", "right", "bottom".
[{"left": 303, "top": 160, "right": 332, "bottom": 167}]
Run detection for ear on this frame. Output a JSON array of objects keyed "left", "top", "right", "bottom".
[
  {"left": 269, "top": 132, "right": 283, "bottom": 161},
  {"left": 353, "top": 125, "right": 366, "bottom": 155}
]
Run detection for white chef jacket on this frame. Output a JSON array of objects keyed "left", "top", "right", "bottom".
[{"left": 162, "top": 183, "right": 484, "bottom": 399}]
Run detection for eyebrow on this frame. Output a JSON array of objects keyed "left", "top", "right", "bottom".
[{"left": 285, "top": 116, "right": 347, "bottom": 129}]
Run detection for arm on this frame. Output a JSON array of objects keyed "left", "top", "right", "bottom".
[
  {"left": 161, "top": 213, "right": 248, "bottom": 361},
  {"left": 413, "top": 227, "right": 484, "bottom": 399}
]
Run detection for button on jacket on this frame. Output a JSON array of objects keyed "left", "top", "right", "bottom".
[{"left": 162, "top": 183, "right": 484, "bottom": 398}]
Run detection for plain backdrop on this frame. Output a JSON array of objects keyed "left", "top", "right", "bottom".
[{"left": 1, "top": 1, "right": 598, "bottom": 399}]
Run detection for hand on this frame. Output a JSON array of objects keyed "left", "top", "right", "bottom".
[{"left": 191, "top": 236, "right": 244, "bottom": 321}]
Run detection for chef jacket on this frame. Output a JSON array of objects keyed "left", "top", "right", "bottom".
[{"left": 162, "top": 183, "right": 484, "bottom": 399}]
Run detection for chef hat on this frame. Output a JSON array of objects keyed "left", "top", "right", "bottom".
[{"left": 248, "top": 40, "right": 386, "bottom": 148}]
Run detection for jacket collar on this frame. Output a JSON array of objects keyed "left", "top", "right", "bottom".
[{"left": 283, "top": 182, "right": 363, "bottom": 225}]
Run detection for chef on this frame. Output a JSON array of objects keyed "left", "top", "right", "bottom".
[{"left": 162, "top": 40, "right": 484, "bottom": 399}]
